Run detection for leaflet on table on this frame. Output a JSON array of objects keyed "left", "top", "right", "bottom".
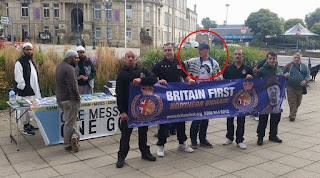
[
  {"left": 80, "top": 93, "right": 115, "bottom": 102},
  {"left": 26, "top": 93, "right": 115, "bottom": 107}
]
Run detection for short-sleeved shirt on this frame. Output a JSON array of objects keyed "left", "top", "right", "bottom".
[
  {"left": 223, "top": 63, "right": 253, "bottom": 79},
  {"left": 152, "top": 57, "right": 187, "bottom": 82}
]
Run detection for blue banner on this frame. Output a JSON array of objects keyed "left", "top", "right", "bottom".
[{"left": 128, "top": 75, "right": 287, "bottom": 128}]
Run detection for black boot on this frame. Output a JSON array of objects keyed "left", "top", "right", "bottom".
[
  {"left": 257, "top": 138, "right": 263, "bottom": 146},
  {"left": 116, "top": 158, "right": 125, "bottom": 168},
  {"left": 269, "top": 136, "right": 282, "bottom": 143},
  {"left": 141, "top": 153, "right": 156, "bottom": 161}
]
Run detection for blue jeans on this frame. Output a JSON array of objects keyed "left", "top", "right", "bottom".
[
  {"left": 226, "top": 117, "right": 245, "bottom": 144},
  {"left": 190, "top": 119, "right": 209, "bottom": 144}
]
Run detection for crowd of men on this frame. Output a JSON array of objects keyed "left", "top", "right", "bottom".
[{"left": 13, "top": 42, "right": 310, "bottom": 168}]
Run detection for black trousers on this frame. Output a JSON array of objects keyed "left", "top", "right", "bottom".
[
  {"left": 118, "top": 120, "right": 150, "bottom": 159},
  {"left": 257, "top": 113, "right": 281, "bottom": 139},
  {"left": 156, "top": 122, "right": 187, "bottom": 146},
  {"left": 226, "top": 117, "right": 245, "bottom": 144}
]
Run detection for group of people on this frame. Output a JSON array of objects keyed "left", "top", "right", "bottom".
[
  {"left": 114, "top": 42, "right": 310, "bottom": 168},
  {"left": 14, "top": 43, "right": 95, "bottom": 152},
  {"left": 13, "top": 42, "right": 310, "bottom": 168}
]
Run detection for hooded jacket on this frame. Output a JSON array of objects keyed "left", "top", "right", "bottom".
[{"left": 257, "top": 61, "right": 283, "bottom": 78}]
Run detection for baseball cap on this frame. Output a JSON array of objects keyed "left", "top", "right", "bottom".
[{"left": 198, "top": 43, "right": 210, "bottom": 50}]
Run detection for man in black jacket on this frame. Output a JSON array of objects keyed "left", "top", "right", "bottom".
[
  {"left": 116, "top": 50, "right": 158, "bottom": 168},
  {"left": 14, "top": 43, "right": 41, "bottom": 135},
  {"left": 152, "top": 43, "right": 195, "bottom": 157},
  {"left": 75, "top": 46, "right": 96, "bottom": 94}
]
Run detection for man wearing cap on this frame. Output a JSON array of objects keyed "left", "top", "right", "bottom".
[
  {"left": 75, "top": 46, "right": 96, "bottom": 94},
  {"left": 184, "top": 43, "right": 222, "bottom": 149},
  {"left": 14, "top": 43, "right": 41, "bottom": 135},
  {"left": 256, "top": 51, "right": 290, "bottom": 146},
  {"left": 55, "top": 50, "right": 81, "bottom": 152}
]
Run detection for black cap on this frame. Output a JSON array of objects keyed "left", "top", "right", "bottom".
[{"left": 198, "top": 43, "right": 210, "bottom": 50}]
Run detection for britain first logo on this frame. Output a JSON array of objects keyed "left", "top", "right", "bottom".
[
  {"left": 131, "top": 86, "right": 163, "bottom": 121},
  {"left": 232, "top": 82, "right": 258, "bottom": 113}
]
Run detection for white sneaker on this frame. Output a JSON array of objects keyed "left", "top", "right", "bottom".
[
  {"left": 237, "top": 142, "right": 247, "bottom": 149},
  {"left": 157, "top": 146, "right": 164, "bottom": 157},
  {"left": 254, "top": 116, "right": 259, "bottom": 121},
  {"left": 178, "top": 143, "right": 194, "bottom": 153},
  {"left": 223, "top": 138, "right": 233, "bottom": 145}
]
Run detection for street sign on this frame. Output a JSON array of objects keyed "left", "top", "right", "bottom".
[{"left": 1, "top": 16, "right": 11, "bottom": 25}]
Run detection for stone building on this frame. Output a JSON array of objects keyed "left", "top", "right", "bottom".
[{"left": 1, "top": 0, "right": 197, "bottom": 48}]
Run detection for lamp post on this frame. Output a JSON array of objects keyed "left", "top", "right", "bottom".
[
  {"left": 76, "top": 0, "right": 80, "bottom": 46},
  {"left": 27, "top": 0, "right": 32, "bottom": 42},
  {"left": 92, "top": 0, "right": 96, "bottom": 49},
  {"left": 103, "top": 0, "right": 112, "bottom": 46},
  {"left": 240, "top": 26, "right": 246, "bottom": 45},
  {"left": 225, "top": 4, "right": 230, "bottom": 44},
  {"left": 296, "top": 27, "right": 301, "bottom": 51}
]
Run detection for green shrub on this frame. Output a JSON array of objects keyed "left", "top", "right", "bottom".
[{"left": 140, "top": 48, "right": 163, "bottom": 70}]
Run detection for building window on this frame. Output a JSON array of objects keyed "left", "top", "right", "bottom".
[
  {"left": 95, "top": 5, "right": 101, "bottom": 19},
  {"left": 168, "top": 14, "right": 172, "bottom": 26},
  {"left": 106, "top": 28, "right": 112, "bottom": 39},
  {"left": 126, "top": 5, "right": 132, "bottom": 20},
  {"left": 106, "top": 4, "right": 112, "bottom": 20},
  {"left": 165, "top": 13, "right": 168, "bottom": 25},
  {"left": 96, "top": 27, "right": 101, "bottom": 39},
  {"left": 145, "top": 7, "right": 150, "bottom": 21},
  {"left": 54, "top": 4, "right": 59, "bottom": 18},
  {"left": 21, "top": 3, "right": 28, "bottom": 17},
  {"left": 146, "top": 29, "right": 151, "bottom": 36},
  {"left": 55, "top": 26, "right": 59, "bottom": 37},
  {"left": 44, "top": 26, "right": 49, "bottom": 33},
  {"left": 6, "top": 3, "right": 9, "bottom": 16},
  {"left": 158, "top": 9, "right": 160, "bottom": 26},
  {"left": 43, "top": 4, "right": 50, "bottom": 18},
  {"left": 126, "top": 28, "right": 131, "bottom": 40}
]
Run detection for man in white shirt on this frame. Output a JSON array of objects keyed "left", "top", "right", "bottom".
[{"left": 14, "top": 43, "right": 41, "bottom": 135}]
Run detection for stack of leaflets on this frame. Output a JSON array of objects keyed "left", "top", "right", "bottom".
[
  {"left": 34, "top": 97, "right": 57, "bottom": 106},
  {"left": 17, "top": 99, "right": 31, "bottom": 107}
]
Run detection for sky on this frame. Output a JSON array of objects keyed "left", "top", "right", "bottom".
[{"left": 187, "top": 0, "right": 320, "bottom": 26}]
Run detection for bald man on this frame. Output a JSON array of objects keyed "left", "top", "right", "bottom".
[
  {"left": 56, "top": 50, "right": 81, "bottom": 152},
  {"left": 115, "top": 50, "right": 158, "bottom": 168}
]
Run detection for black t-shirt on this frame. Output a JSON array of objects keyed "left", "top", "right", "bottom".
[
  {"left": 223, "top": 63, "right": 253, "bottom": 79},
  {"left": 152, "top": 57, "right": 188, "bottom": 82}
]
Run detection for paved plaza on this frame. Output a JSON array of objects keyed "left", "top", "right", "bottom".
[{"left": 0, "top": 80, "right": 320, "bottom": 178}]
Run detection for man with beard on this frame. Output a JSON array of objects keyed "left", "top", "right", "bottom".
[
  {"left": 14, "top": 43, "right": 41, "bottom": 135},
  {"left": 55, "top": 50, "right": 81, "bottom": 152},
  {"left": 75, "top": 46, "right": 96, "bottom": 94}
]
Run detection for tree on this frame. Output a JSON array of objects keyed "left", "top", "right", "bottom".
[
  {"left": 284, "top": 18, "right": 307, "bottom": 31},
  {"left": 305, "top": 8, "right": 320, "bottom": 29},
  {"left": 311, "top": 22, "right": 320, "bottom": 35},
  {"left": 196, "top": 24, "right": 204, "bottom": 30},
  {"left": 201, "top": 17, "right": 217, "bottom": 30},
  {"left": 245, "top": 9, "right": 284, "bottom": 41}
]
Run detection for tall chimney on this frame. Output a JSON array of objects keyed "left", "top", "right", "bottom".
[{"left": 194, "top": 4, "right": 197, "bottom": 13}]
